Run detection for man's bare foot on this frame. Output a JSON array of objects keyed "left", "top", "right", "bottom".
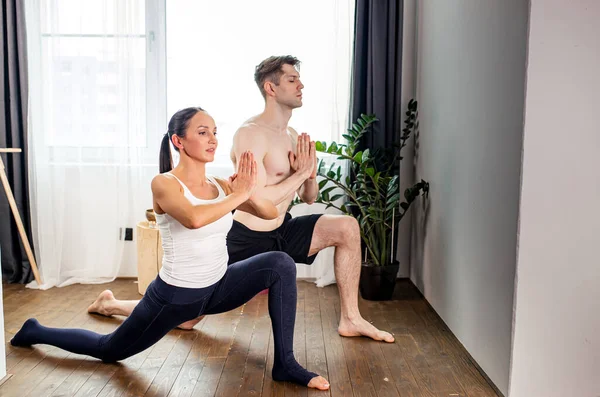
[
  {"left": 177, "top": 316, "right": 204, "bottom": 330},
  {"left": 338, "top": 316, "right": 395, "bottom": 343},
  {"left": 87, "top": 290, "right": 116, "bottom": 317},
  {"left": 307, "top": 376, "right": 330, "bottom": 390}
]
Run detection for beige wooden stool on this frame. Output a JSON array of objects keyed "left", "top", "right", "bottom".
[{"left": 136, "top": 221, "right": 163, "bottom": 295}]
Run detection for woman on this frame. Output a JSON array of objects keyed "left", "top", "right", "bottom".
[{"left": 11, "top": 107, "right": 329, "bottom": 390}]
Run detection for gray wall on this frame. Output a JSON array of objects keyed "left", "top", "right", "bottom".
[
  {"left": 397, "top": 0, "right": 418, "bottom": 277},
  {"left": 509, "top": 1, "right": 600, "bottom": 396},
  {"left": 411, "top": 1, "right": 529, "bottom": 394}
]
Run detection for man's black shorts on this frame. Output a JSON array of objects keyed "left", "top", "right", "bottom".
[{"left": 226, "top": 212, "right": 323, "bottom": 265}]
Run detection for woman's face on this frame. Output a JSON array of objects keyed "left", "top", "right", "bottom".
[{"left": 174, "top": 111, "right": 218, "bottom": 163}]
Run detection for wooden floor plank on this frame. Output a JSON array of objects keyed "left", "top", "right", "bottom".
[
  {"left": 213, "top": 297, "right": 260, "bottom": 397},
  {"left": 143, "top": 331, "right": 198, "bottom": 397},
  {"left": 166, "top": 315, "right": 219, "bottom": 397},
  {"left": 237, "top": 294, "right": 271, "bottom": 397},
  {"left": 318, "top": 287, "right": 353, "bottom": 397},
  {"left": 190, "top": 306, "right": 243, "bottom": 397},
  {"left": 303, "top": 281, "right": 330, "bottom": 397},
  {"left": 367, "top": 302, "right": 421, "bottom": 397}
]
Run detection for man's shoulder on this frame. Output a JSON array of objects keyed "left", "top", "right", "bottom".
[{"left": 234, "top": 120, "right": 268, "bottom": 140}]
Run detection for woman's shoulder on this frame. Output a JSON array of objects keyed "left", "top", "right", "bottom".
[{"left": 151, "top": 172, "right": 181, "bottom": 193}]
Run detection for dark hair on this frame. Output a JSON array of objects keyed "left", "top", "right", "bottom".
[
  {"left": 254, "top": 55, "right": 300, "bottom": 98},
  {"left": 159, "top": 107, "right": 204, "bottom": 173}
]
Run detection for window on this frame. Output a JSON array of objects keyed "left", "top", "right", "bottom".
[
  {"left": 31, "top": 0, "right": 353, "bottom": 169},
  {"left": 165, "top": 0, "right": 355, "bottom": 175},
  {"left": 34, "top": 0, "right": 165, "bottom": 164}
]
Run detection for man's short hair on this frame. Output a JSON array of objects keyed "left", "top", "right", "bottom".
[{"left": 254, "top": 55, "right": 301, "bottom": 98}]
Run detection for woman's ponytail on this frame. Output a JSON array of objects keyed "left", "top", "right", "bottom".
[{"left": 159, "top": 133, "right": 172, "bottom": 173}]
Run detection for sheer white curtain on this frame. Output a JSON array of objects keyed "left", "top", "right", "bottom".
[
  {"left": 24, "top": 0, "right": 163, "bottom": 289},
  {"left": 166, "top": 0, "right": 355, "bottom": 286}
]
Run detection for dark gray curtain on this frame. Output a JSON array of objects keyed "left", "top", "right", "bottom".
[
  {"left": 351, "top": 0, "right": 404, "bottom": 153},
  {"left": 0, "top": 0, "right": 34, "bottom": 283}
]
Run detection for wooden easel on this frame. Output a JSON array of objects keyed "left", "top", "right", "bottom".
[{"left": 0, "top": 148, "right": 42, "bottom": 285}]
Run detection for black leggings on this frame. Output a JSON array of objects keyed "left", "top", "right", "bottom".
[{"left": 11, "top": 252, "right": 317, "bottom": 386}]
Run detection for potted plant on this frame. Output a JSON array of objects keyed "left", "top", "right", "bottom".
[{"left": 294, "top": 99, "right": 429, "bottom": 300}]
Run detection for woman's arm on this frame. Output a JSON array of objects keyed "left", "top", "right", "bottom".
[
  {"left": 215, "top": 177, "right": 278, "bottom": 220},
  {"left": 152, "top": 175, "right": 248, "bottom": 229},
  {"left": 153, "top": 151, "right": 258, "bottom": 229}
]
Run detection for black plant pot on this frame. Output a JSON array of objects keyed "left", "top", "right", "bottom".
[{"left": 359, "top": 261, "right": 400, "bottom": 301}]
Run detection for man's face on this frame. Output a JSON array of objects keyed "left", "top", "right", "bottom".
[{"left": 272, "top": 64, "right": 304, "bottom": 109}]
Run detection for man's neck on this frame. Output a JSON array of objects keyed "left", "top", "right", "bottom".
[{"left": 258, "top": 101, "right": 293, "bottom": 133}]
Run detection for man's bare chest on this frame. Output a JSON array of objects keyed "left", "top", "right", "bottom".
[{"left": 263, "top": 133, "right": 295, "bottom": 180}]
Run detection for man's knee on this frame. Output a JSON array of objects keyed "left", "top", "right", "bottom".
[{"left": 336, "top": 216, "right": 360, "bottom": 242}]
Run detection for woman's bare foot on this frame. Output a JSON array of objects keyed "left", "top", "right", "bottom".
[
  {"left": 177, "top": 316, "right": 204, "bottom": 330},
  {"left": 307, "top": 375, "right": 330, "bottom": 390},
  {"left": 338, "top": 316, "right": 394, "bottom": 343},
  {"left": 87, "top": 290, "right": 116, "bottom": 316}
]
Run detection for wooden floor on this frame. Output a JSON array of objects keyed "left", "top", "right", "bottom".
[{"left": 1, "top": 279, "right": 500, "bottom": 397}]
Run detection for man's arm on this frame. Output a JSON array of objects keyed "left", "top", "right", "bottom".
[
  {"left": 298, "top": 176, "right": 319, "bottom": 204},
  {"left": 233, "top": 126, "right": 312, "bottom": 206}
]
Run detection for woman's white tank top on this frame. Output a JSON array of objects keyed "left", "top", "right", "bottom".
[{"left": 155, "top": 174, "right": 232, "bottom": 288}]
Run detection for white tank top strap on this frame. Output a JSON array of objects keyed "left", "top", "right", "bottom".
[
  {"left": 166, "top": 173, "right": 188, "bottom": 192},
  {"left": 207, "top": 175, "right": 226, "bottom": 198},
  {"left": 167, "top": 173, "right": 225, "bottom": 201}
]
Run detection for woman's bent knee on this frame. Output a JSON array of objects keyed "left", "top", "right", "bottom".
[{"left": 265, "top": 252, "right": 297, "bottom": 277}]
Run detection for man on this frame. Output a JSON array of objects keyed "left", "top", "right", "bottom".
[{"left": 88, "top": 55, "right": 393, "bottom": 343}]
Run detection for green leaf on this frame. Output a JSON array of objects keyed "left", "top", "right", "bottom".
[
  {"left": 387, "top": 176, "right": 399, "bottom": 193},
  {"left": 365, "top": 167, "right": 375, "bottom": 177},
  {"left": 373, "top": 172, "right": 381, "bottom": 186},
  {"left": 353, "top": 151, "right": 363, "bottom": 163},
  {"left": 327, "top": 142, "right": 339, "bottom": 154},
  {"left": 362, "top": 149, "right": 371, "bottom": 164},
  {"left": 330, "top": 194, "right": 345, "bottom": 202},
  {"left": 327, "top": 171, "right": 336, "bottom": 179},
  {"left": 328, "top": 162, "right": 335, "bottom": 174},
  {"left": 386, "top": 192, "right": 401, "bottom": 205},
  {"left": 386, "top": 202, "right": 398, "bottom": 212},
  {"left": 315, "top": 141, "right": 326, "bottom": 152},
  {"left": 321, "top": 186, "right": 336, "bottom": 197},
  {"left": 318, "top": 179, "right": 328, "bottom": 189}
]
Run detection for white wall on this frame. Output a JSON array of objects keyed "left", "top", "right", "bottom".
[
  {"left": 509, "top": 1, "right": 600, "bottom": 396},
  {"left": 411, "top": 1, "right": 529, "bottom": 394}
]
